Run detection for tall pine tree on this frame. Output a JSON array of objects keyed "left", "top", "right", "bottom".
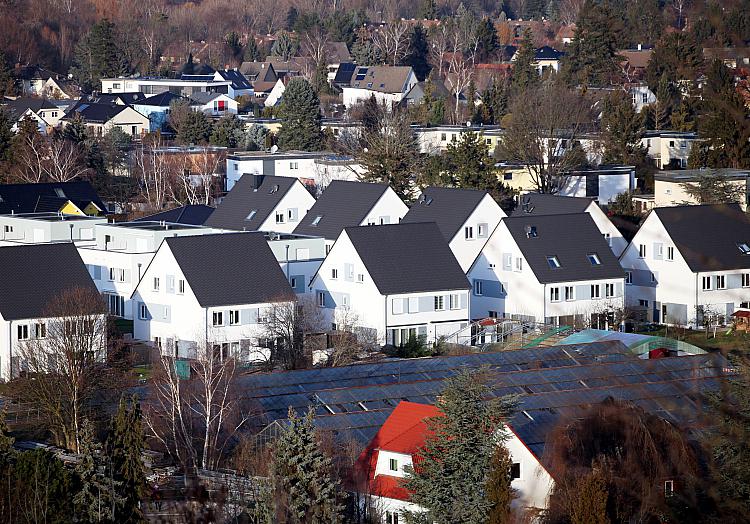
[
  {"left": 277, "top": 78, "right": 323, "bottom": 151},
  {"left": 601, "top": 90, "right": 646, "bottom": 166},
  {"left": 406, "top": 24, "right": 431, "bottom": 81},
  {"left": 511, "top": 29, "right": 538, "bottom": 94},
  {"left": 108, "top": 396, "right": 147, "bottom": 524},
  {"left": 563, "top": 0, "right": 621, "bottom": 86},
  {"left": 269, "top": 408, "right": 342, "bottom": 522},
  {"left": 404, "top": 370, "right": 516, "bottom": 524},
  {"left": 71, "top": 19, "right": 129, "bottom": 93}
]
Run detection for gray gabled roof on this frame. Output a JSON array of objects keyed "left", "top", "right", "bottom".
[
  {"left": 401, "top": 187, "right": 489, "bottom": 241},
  {"left": 293, "top": 181, "right": 391, "bottom": 240},
  {"left": 135, "top": 204, "right": 214, "bottom": 226},
  {"left": 0, "top": 243, "right": 98, "bottom": 321},
  {"left": 189, "top": 91, "right": 223, "bottom": 105},
  {"left": 165, "top": 232, "right": 294, "bottom": 307},
  {"left": 344, "top": 222, "right": 470, "bottom": 295},
  {"left": 510, "top": 193, "right": 594, "bottom": 216},
  {"left": 654, "top": 204, "right": 750, "bottom": 272},
  {"left": 205, "top": 175, "right": 298, "bottom": 231},
  {"left": 504, "top": 214, "right": 624, "bottom": 284},
  {"left": 349, "top": 66, "right": 413, "bottom": 94}
]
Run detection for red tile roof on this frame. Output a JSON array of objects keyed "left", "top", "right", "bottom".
[{"left": 353, "top": 401, "right": 441, "bottom": 501}]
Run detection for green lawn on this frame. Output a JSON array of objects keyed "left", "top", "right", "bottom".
[{"left": 635, "top": 325, "right": 750, "bottom": 354}]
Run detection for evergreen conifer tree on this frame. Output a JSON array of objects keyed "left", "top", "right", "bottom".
[
  {"left": 652, "top": 72, "right": 673, "bottom": 130},
  {"left": 403, "top": 370, "right": 516, "bottom": 524},
  {"left": 71, "top": 19, "right": 129, "bottom": 92},
  {"left": 601, "top": 90, "right": 646, "bottom": 165},
  {"left": 182, "top": 53, "right": 195, "bottom": 75},
  {"left": 0, "top": 109, "right": 13, "bottom": 163},
  {"left": 476, "top": 17, "right": 500, "bottom": 62},
  {"left": 244, "top": 38, "right": 261, "bottom": 62},
  {"left": 563, "top": 0, "right": 620, "bottom": 86},
  {"left": 511, "top": 29, "right": 539, "bottom": 94},
  {"left": 63, "top": 114, "right": 90, "bottom": 144},
  {"left": 108, "top": 397, "right": 147, "bottom": 524},
  {"left": 271, "top": 32, "right": 300, "bottom": 62},
  {"left": 277, "top": 78, "right": 323, "bottom": 151},
  {"left": 176, "top": 110, "right": 213, "bottom": 145},
  {"left": 270, "top": 408, "right": 342, "bottom": 522},
  {"left": 406, "top": 24, "right": 431, "bottom": 81},
  {"left": 210, "top": 114, "right": 246, "bottom": 147},
  {"left": 418, "top": 0, "right": 437, "bottom": 19},
  {"left": 74, "top": 419, "right": 124, "bottom": 523},
  {"left": 351, "top": 29, "right": 381, "bottom": 66},
  {"left": 486, "top": 445, "right": 515, "bottom": 524}
]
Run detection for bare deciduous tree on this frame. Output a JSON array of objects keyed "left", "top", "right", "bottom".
[
  {"left": 260, "top": 296, "right": 326, "bottom": 370},
  {"left": 373, "top": 21, "right": 410, "bottom": 66},
  {"left": 144, "top": 335, "right": 252, "bottom": 471},
  {"left": 498, "top": 82, "right": 594, "bottom": 194},
  {"left": 558, "top": 0, "right": 586, "bottom": 26},
  {"left": 15, "top": 287, "right": 110, "bottom": 452}
]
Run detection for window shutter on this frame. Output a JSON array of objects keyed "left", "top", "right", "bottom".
[
  {"left": 418, "top": 296, "right": 434, "bottom": 312},
  {"left": 575, "top": 285, "right": 590, "bottom": 300},
  {"left": 478, "top": 223, "right": 489, "bottom": 238},
  {"left": 167, "top": 275, "right": 175, "bottom": 293},
  {"left": 615, "top": 282, "right": 623, "bottom": 297},
  {"left": 502, "top": 253, "right": 512, "bottom": 270},
  {"left": 460, "top": 293, "right": 467, "bottom": 309},
  {"left": 289, "top": 208, "right": 298, "bottom": 221},
  {"left": 93, "top": 265, "right": 102, "bottom": 280},
  {"left": 392, "top": 298, "right": 404, "bottom": 315},
  {"left": 344, "top": 264, "right": 354, "bottom": 282},
  {"left": 123, "top": 269, "right": 131, "bottom": 283},
  {"left": 408, "top": 297, "right": 419, "bottom": 313}
]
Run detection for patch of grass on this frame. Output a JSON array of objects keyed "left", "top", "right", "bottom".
[{"left": 634, "top": 325, "right": 750, "bottom": 354}]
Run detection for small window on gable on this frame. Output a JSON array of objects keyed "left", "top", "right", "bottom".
[
  {"left": 510, "top": 463, "right": 521, "bottom": 480},
  {"left": 389, "top": 458, "right": 398, "bottom": 471},
  {"left": 547, "top": 256, "right": 560, "bottom": 269},
  {"left": 587, "top": 253, "right": 601, "bottom": 265}
]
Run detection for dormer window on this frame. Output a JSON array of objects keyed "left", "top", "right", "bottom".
[
  {"left": 587, "top": 253, "right": 601, "bottom": 265},
  {"left": 738, "top": 243, "right": 750, "bottom": 255},
  {"left": 547, "top": 256, "right": 560, "bottom": 269}
]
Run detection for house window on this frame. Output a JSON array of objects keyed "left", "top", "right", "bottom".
[
  {"left": 288, "top": 209, "right": 296, "bottom": 221},
  {"left": 290, "top": 161, "right": 299, "bottom": 170},
  {"left": 639, "top": 244, "right": 646, "bottom": 258},
  {"left": 716, "top": 275, "right": 726, "bottom": 289},
  {"left": 465, "top": 226, "right": 474, "bottom": 240},
  {"left": 739, "top": 243, "right": 750, "bottom": 255},
  {"left": 385, "top": 511, "right": 399, "bottom": 524},
  {"left": 642, "top": 93, "right": 648, "bottom": 103},
  {"left": 153, "top": 277, "right": 160, "bottom": 291},
  {"left": 510, "top": 463, "right": 521, "bottom": 480},
  {"left": 109, "top": 268, "right": 115, "bottom": 281},
  {"left": 139, "top": 304, "right": 148, "bottom": 320},
  {"left": 547, "top": 256, "right": 560, "bottom": 269},
  {"left": 743, "top": 274, "right": 750, "bottom": 288},
  {"left": 17, "top": 325, "right": 29, "bottom": 341},
  {"left": 117, "top": 269, "right": 125, "bottom": 282},
  {"left": 702, "top": 276, "right": 712, "bottom": 291},
  {"left": 317, "top": 291, "right": 326, "bottom": 307},
  {"left": 631, "top": 93, "right": 637, "bottom": 105},
  {"left": 626, "top": 271, "right": 632, "bottom": 284},
  {"left": 357, "top": 273, "right": 364, "bottom": 283},
  {"left": 478, "top": 223, "right": 487, "bottom": 237},
  {"left": 275, "top": 211, "right": 285, "bottom": 224},
  {"left": 434, "top": 295, "right": 445, "bottom": 311},
  {"left": 565, "top": 286, "right": 574, "bottom": 301},
  {"left": 229, "top": 310, "right": 240, "bottom": 325},
  {"left": 440, "top": 132, "right": 447, "bottom": 141},
  {"left": 639, "top": 299, "right": 649, "bottom": 307},
  {"left": 153, "top": 336, "right": 162, "bottom": 349},
  {"left": 331, "top": 268, "right": 338, "bottom": 279},
  {"left": 550, "top": 287, "right": 560, "bottom": 302},
  {"left": 4, "top": 225, "right": 12, "bottom": 233},
  {"left": 503, "top": 173, "right": 513, "bottom": 180},
  {"left": 591, "top": 284, "right": 601, "bottom": 299},
  {"left": 474, "top": 280, "right": 483, "bottom": 296},
  {"left": 389, "top": 458, "right": 399, "bottom": 472},
  {"left": 290, "top": 277, "right": 297, "bottom": 288},
  {"left": 212, "top": 311, "right": 224, "bottom": 326},
  {"left": 669, "top": 140, "right": 675, "bottom": 147},
  {"left": 449, "top": 294, "right": 460, "bottom": 310},
  {"left": 178, "top": 279, "right": 185, "bottom": 294},
  {"left": 605, "top": 283, "right": 615, "bottom": 298},
  {"left": 34, "top": 322, "right": 46, "bottom": 339},
  {"left": 667, "top": 246, "right": 674, "bottom": 261},
  {"left": 650, "top": 272, "right": 656, "bottom": 283},
  {"left": 515, "top": 258, "right": 523, "bottom": 271},
  {"left": 665, "top": 480, "right": 674, "bottom": 497},
  {"left": 587, "top": 253, "right": 601, "bottom": 266}
]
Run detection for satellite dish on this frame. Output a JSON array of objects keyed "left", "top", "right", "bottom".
[{"left": 270, "top": 145, "right": 278, "bottom": 154}]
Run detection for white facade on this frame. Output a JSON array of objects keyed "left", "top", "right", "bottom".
[
  {"left": 310, "top": 231, "right": 470, "bottom": 345},
  {"left": 631, "top": 84, "right": 657, "bottom": 113},
  {"left": 192, "top": 94, "right": 238, "bottom": 116},
  {"left": 582, "top": 201, "right": 628, "bottom": 257},
  {"left": 414, "top": 126, "right": 503, "bottom": 155},
  {"left": 101, "top": 78, "right": 236, "bottom": 98},
  {"left": 77, "top": 222, "right": 215, "bottom": 319},
  {"left": 342, "top": 70, "right": 417, "bottom": 109},
  {"left": 560, "top": 168, "right": 635, "bottom": 204},
  {"left": 265, "top": 80, "right": 285, "bottom": 107},
  {"left": 227, "top": 152, "right": 332, "bottom": 191},
  {"left": 252, "top": 181, "right": 315, "bottom": 234},
  {"left": 61, "top": 106, "right": 150, "bottom": 137},
  {"left": 641, "top": 133, "right": 697, "bottom": 169},
  {"left": 312, "top": 158, "right": 366, "bottom": 190},
  {"left": 620, "top": 212, "right": 750, "bottom": 326},
  {"left": 266, "top": 234, "right": 327, "bottom": 295},
  {"left": 0, "top": 213, "right": 105, "bottom": 246},
  {"left": 447, "top": 193, "right": 507, "bottom": 273},
  {"left": 469, "top": 222, "right": 625, "bottom": 325},
  {"left": 131, "top": 243, "right": 291, "bottom": 361}
]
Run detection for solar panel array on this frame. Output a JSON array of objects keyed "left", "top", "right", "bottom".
[{"left": 242, "top": 341, "right": 726, "bottom": 456}]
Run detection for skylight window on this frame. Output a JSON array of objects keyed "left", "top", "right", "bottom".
[
  {"left": 587, "top": 253, "right": 601, "bottom": 265},
  {"left": 54, "top": 188, "right": 66, "bottom": 198},
  {"left": 739, "top": 243, "right": 750, "bottom": 255},
  {"left": 245, "top": 210, "right": 257, "bottom": 221},
  {"left": 312, "top": 215, "right": 323, "bottom": 226},
  {"left": 547, "top": 256, "right": 561, "bottom": 269}
]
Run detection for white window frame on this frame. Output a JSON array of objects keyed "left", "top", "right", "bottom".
[
  {"left": 275, "top": 210, "right": 285, "bottom": 224},
  {"left": 626, "top": 271, "right": 632, "bottom": 284},
  {"left": 389, "top": 458, "right": 398, "bottom": 471},
  {"left": 639, "top": 244, "right": 646, "bottom": 258},
  {"left": 17, "top": 324, "right": 29, "bottom": 341},
  {"left": 587, "top": 253, "right": 601, "bottom": 266},
  {"left": 716, "top": 275, "right": 726, "bottom": 290},
  {"left": 153, "top": 277, "right": 160, "bottom": 291},
  {"left": 317, "top": 291, "right": 325, "bottom": 307},
  {"left": 515, "top": 257, "right": 523, "bottom": 271},
  {"left": 605, "top": 283, "right": 615, "bottom": 298},
  {"left": 139, "top": 304, "right": 148, "bottom": 320},
  {"left": 212, "top": 311, "right": 224, "bottom": 326},
  {"left": 178, "top": 279, "right": 185, "bottom": 294},
  {"left": 702, "top": 276, "right": 712, "bottom": 291},
  {"left": 465, "top": 226, "right": 474, "bottom": 240},
  {"left": 666, "top": 246, "right": 674, "bottom": 261},
  {"left": 590, "top": 284, "right": 601, "bottom": 299},
  {"left": 564, "top": 286, "right": 574, "bottom": 301},
  {"left": 743, "top": 273, "right": 750, "bottom": 288},
  {"left": 449, "top": 294, "right": 460, "bottom": 310},
  {"left": 474, "top": 280, "right": 483, "bottom": 296},
  {"left": 547, "top": 256, "right": 560, "bottom": 269},
  {"left": 434, "top": 295, "right": 445, "bottom": 311},
  {"left": 550, "top": 287, "right": 560, "bottom": 302},
  {"left": 229, "top": 309, "right": 240, "bottom": 326},
  {"left": 331, "top": 268, "right": 338, "bottom": 279}
]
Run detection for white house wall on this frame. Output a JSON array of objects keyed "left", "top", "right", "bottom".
[
  {"left": 585, "top": 202, "right": 628, "bottom": 257},
  {"left": 449, "top": 193, "right": 507, "bottom": 272},
  {"left": 255, "top": 182, "right": 315, "bottom": 234}
]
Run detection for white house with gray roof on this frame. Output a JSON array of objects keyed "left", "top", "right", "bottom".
[
  {"left": 401, "top": 187, "right": 506, "bottom": 272},
  {"left": 310, "top": 222, "right": 471, "bottom": 347},
  {"left": 342, "top": 66, "right": 417, "bottom": 109},
  {"left": 205, "top": 174, "right": 315, "bottom": 233},
  {"left": 293, "top": 181, "right": 408, "bottom": 247},
  {"left": 132, "top": 232, "right": 295, "bottom": 361},
  {"left": 620, "top": 204, "right": 750, "bottom": 327},
  {"left": 0, "top": 243, "right": 103, "bottom": 380},
  {"left": 190, "top": 92, "right": 238, "bottom": 116},
  {"left": 469, "top": 214, "right": 625, "bottom": 328}
]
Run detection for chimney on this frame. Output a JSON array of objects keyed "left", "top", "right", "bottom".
[{"left": 253, "top": 174, "right": 265, "bottom": 189}]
